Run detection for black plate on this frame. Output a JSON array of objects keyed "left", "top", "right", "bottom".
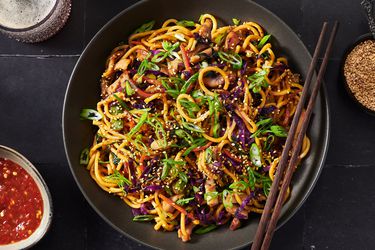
[
  {"left": 341, "top": 33, "right": 375, "bottom": 116},
  {"left": 62, "top": 0, "right": 330, "bottom": 249}
]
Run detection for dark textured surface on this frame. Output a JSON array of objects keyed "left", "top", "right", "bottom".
[{"left": 0, "top": 0, "right": 374, "bottom": 249}]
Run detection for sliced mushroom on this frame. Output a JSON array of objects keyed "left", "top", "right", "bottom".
[
  {"left": 190, "top": 48, "right": 213, "bottom": 64},
  {"left": 198, "top": 18, "right": 213, "bottom": 39},
  {"left": 203, "top": 74, "right": 225, "bottom": 88},
  {"left": 114, "top": 58, "right": 132, "bottom": 71},
  {"left": 150, "top": 139, "right": 165, "bottom": 150},
  {"left": 100, "top": 77, "right": 112, "bottom": 98},
  {"left": 225, "top": 31, "right": 240, "bottom": 50},
  {"left": 136, "top": 49, "right": 150, "bottom": 61},
  {"left": 104, "top": 71, "right": 130, "bottom": 98},
  {"left": 102, "top": 50, "right": 125, "bottom": 78},
  {"left": 178, "top": 223, "right": 196, "bottom": 242},
  {"left": 168, "top": 58, "right": 183, "bottom": 76},
  {"left": 162, "top": 195, "right": 182, "bottom": 213}
]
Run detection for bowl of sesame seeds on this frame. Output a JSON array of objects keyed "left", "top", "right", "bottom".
[
  {"left": 0, "top": 145, "right": 52, "bottom": 249},
  {"left": 343, "top": 33, "right": 375, "bottom": 116}
]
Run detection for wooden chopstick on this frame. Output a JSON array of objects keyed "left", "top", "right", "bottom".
[
  {"left": 260, "top": 21, "right": 339, "bottom": 250},
  {"left": 251, "top": 22, "right": 329, "bottom": 250},
  {"left": 251, "top": 21, "right": 338, "bottom": 250}
]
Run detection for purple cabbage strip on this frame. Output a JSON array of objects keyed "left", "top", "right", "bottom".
[
  {"left": 259, "top": 106, "right": 276, "bottom": 116},
  {"left": 143, "top": 185, "right": 162, "bottom": 193},
  {"left": 132, "top": 208, "right": 142, "bottom": 216},
  {"left": 128, "top": 159, "right": 137, "bottom": 186},
  {"left": 140, "top": 203, "right": 152, "bottom": 215},
  {"left": 216, "top": 210, "right": 228, "bottom": 225},
  {"left": 263, "top": 165, "right": 271, "bottom": 172},
  {"left": 150, "top": 49, "right": 162, "bottom": 55},
  {"left": 144, "top": 70, "right": 167, "bottom": 76},
  {"left": 234, "top": 194, "right": 253, "bottom": 220},
  {"left": 240, "top": 60, "right": 248, "bottom": 75}
]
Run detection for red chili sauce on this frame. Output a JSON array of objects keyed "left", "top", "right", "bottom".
[{"left": 0, "top": 158, "right": 43, "bottom": 245}]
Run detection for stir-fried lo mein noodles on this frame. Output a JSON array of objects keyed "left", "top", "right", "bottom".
[{"left": 79, "top": 14, "right": 310, "bottom": 241}]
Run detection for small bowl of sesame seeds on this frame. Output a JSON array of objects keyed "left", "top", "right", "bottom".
[
  {"left": 0, "top": 145, "right": 52, "bottom": 249},
  {"left": 343, "top": 33, "right": 375, "bottom": 116}
]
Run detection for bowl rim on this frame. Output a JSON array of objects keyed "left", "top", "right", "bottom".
[
  {"left": 0, "top": 145, "right": 53, "bottom": 250},
  {"left": 341, "top": 33, "right": 375, "bottom": 116},
  {"left": 62, "top": 0, "right": 330, "bottom": 248}
]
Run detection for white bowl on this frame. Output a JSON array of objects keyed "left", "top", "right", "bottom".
[{"left": 0, "top": 145, "right": 52, "bottom": 250}]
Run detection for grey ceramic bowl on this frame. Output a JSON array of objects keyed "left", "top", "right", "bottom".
[
  {"left": 0, "top": 145, "right": 52, "bottom": 250},
  {"left": 63, "top": 0, "right": 330, "bottom": 249}
]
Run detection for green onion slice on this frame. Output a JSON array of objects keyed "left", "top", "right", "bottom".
[
  {"left": 232, "top": 18, "right": 241, "bottom": 25},
  {"left": 79, "top": 148, "right": 89, "bottom": 165},
  {"left": 217, "top": 51, "right": 242, "bottom": 69},
  {"left": 270, "top": 125, "right": 288, "bottom": 137},
  {"left": 133, "top": 21, "right": 155, "bottom": 34},
  {"left": 176, "top": 20, "right": 196, "bottom": 27},
  {"left": 133, "top": 215, "right": 155, "bottom": 222},
  {"left": 258, "top": 34, "right": 271, "bottom": 49},
  {"left": 80, "top": 109, "right": 102, "bottom": 120},
  {"left": 229, "top": 180, "right": 249, "bottom": 191},
  {"left": 182, "top": 122, "right": 204, "bottom": 133},
  {"left": 175, "top": 197, "right": 194, "bottom": 205},
  {"left": 194, "top": 224, "right": 218, "bottom": 235},
  {"left": 113, "top": 94, "right": 130, "bottom": 110},
  {"left": 250, "top": 143, "right": 262, "bottom": 168},
  {"left": 128, "top": 111, "right": 148, "bottom": 137}
]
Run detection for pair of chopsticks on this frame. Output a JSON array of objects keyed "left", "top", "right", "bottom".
[{"left": 251, "top": 21, "right": 339, "bottom": 250}]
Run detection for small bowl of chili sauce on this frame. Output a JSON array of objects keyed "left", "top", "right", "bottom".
[{"left": 0, "top": 145, "right": 52, "bottom": 249}]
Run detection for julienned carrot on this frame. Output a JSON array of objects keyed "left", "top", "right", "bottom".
[
  {"left": 158, "top": 193, "right": 198, "bottom": 223},
  {"left": 192, "top": 141, "right": 212, "bottom": 152},
  {"left": 139, "top": 154, "right": 148, "bottom": 172},
  {"left": 180, "top": 44, "right": 192, "bottom": 72},
  {"left": 222, "top": 149, "right": 242, "bottom": 162}
]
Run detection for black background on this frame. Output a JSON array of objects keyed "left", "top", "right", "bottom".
[{"left": 1, "top": 0, "right": 375, "bottom": 249}]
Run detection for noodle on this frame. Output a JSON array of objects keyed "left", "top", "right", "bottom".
[{"left": 80, "top": 14, "right": 310, "bottom": 242}]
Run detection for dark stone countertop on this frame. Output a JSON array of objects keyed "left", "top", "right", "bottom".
[{"left": 0, "top": 0, "right": 374, "bottom": 249}]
